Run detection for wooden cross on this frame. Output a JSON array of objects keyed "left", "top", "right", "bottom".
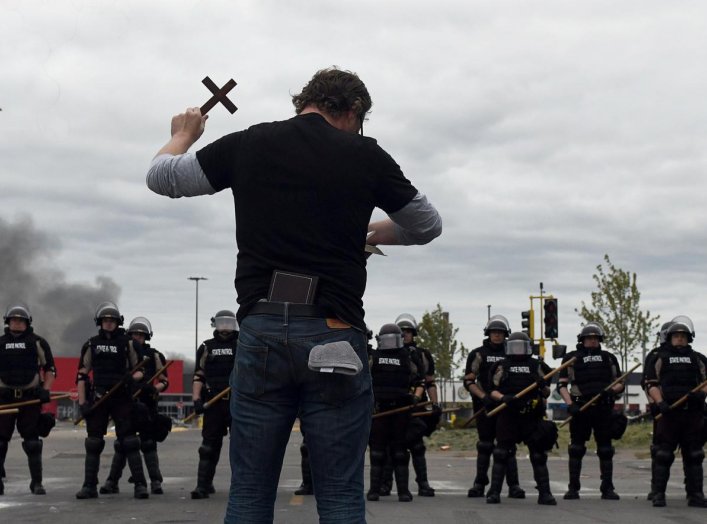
[{"left": 200, "top": 76, "right": 238, "bottom": 115}]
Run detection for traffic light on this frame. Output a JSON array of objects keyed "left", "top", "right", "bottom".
[
  {"left": 544, "top": 298, "right": 559, "bottom": 338},
  {"left": 521, "top": 309, "right": 534, "bottom": 340}
]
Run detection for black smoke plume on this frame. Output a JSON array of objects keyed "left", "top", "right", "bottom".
[{"left": 0, "top": 216, "right": 121, "bottom": 356}]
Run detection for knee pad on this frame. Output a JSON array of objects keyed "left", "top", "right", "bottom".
[
  {"left": 596, "top": 446, "right": 615, "bottom": 460},
  {"left": 140, "top": 439, "right": 157, "bottom": 453},
  {"left": 370, "top": 448, "right": 386, "bottom": 466},
  {"left": 493, "top": 447, "right": 512, "bottom": 463},
  {"left": 568, "top": 443, "right": 586, "bottom": 459},
  {"left": 410, "top": 439, "right": 426, "bottom": 456},
  {"left": 85, "top": 437, "right": 105, "bottom": 455},
  {"left": 121, "top": 435, "right": 141, "bottom": 454},
  {"left": 530, "top": 451, "right": 547, "bottom": 467},
  {"left": 113, "top": 440, "right": 123, "bottom": 454},
  {"left": 21, "top": 439, "right": 42, "bottom": 455},
  {"left": 198, "top": 442, "right": 217, "bottom": 461},
  {"left": 477, "top": 440, "right": 494, "bottom": 456},
  {"left": 655, "top": 447, "right": 674, "bottom": 467},
  {"left": 683, "top": 447, "right": 705, "bottom": 465},
  {"left": 393, "top": 448, "right": 409, "bottom": 464}
]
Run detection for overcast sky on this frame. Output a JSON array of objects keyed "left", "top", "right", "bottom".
[{"left": 2, "top": 1, "right": 706, "bottom": 367}]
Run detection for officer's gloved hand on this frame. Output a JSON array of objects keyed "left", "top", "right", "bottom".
[
  {"left": 123, "top": 372, "right": 135, "bottom": 385},
  {"left": 193, "top": 399, "right": 205, "bottom": 415},
  {"left": 600, "top": 389, "right": 615, "bottom": 404},
  {"left": 501, "top": 395, "right": 518, "bottom": 408},
  {"left": 687, "top": 390, "right": 707, "bottom": 408},
  {"left": 79, "top": 402, "right": 93, "bottom": 418},
  {"left": 657, "top": 400, "right": 671, "bottom": 416},
  {"left": 481, "top": 396, "right": 496, "bottom": 410},
  {"left": 432, "top": 402, "right": 442, "bottom": 414},
  {"left": 412, "top": 395, "right": 422, "bottom": 406},
  {"left": 35, "top": 387, "right": 51, "bottom": 404},
  {"left": 141, "top": 383, "right": 158, "bottom": 398},
  {"left": 535, "top": 378, "right": 547, "bottom": 390},
  {"left": 568, "top": 403, "right": 581, "bottom": 416},
  {"left": 649, "top": 403, "right": 660, "bottom": 418}
]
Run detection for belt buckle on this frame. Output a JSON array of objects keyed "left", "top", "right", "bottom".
[{"left": 14, "top": 388, "right": 23, "bottom": 399}]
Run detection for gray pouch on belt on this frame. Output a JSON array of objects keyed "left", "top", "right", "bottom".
[{"left": 308, "top": 341, "right": 363, "bottom": 376}]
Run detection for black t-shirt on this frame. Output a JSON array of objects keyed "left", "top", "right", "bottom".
[{"left": 196, "top": 113, "right": 417, "bottom": 328}]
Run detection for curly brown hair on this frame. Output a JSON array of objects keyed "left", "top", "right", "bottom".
[{"left": 292, "top": 67, "right": 372, "bottom": 121}]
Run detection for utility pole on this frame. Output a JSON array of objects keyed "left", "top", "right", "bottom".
[{"left": 188, "top": 277, "right": 208, "bottom": 351}]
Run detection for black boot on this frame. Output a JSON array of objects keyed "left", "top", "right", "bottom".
[
  {"left": 564, "top": 444, "right": 585, "bottom": 500},
  {"left": 652, "top": 447, "right": 673, "bottom": 507},
  {"left": 393, "top": 451, "right": 413, "bottom": 502},
  {"left": 294, "top": 443, "right": 313, "bottom": 495},
  {"left": 191, "top": 440, "right": 216, "bottom": 499},
  {"left": 100, "top": 441, "right": 125, "bottom": 494},
  {"left": 468, "top": 440, "right": 492, "bottom": 497},
  {"left": 684, "top": 453, "right": 707, "bottom": 507},
  {"left": 76, "top": 437, "right": 104, "bottom": 499},
  {"left": 141, "top": 440, "right": 163, "bottom": 495},
  {"left": 367, "top": 448, "right": 385, "bottom": 501},
  {"left": 22, "top": 440, "right": 45, "bottom": 495},
  {"left": 531, "top": 451, "right": 556, "bottom": 506},
  {"left": 486, "top": 447, "right": 508, "bottom": 504},
  {"left": 598, "top": 446, "right": 620, "bottom": 500},
  {"left": 122, "top": 436, "right": 148, "bottom": 499},
  {"left": 0, "top": 440, "right": 6, "bottom": 495},
  {"left": 379, "top": 451, "right": 393, "bottom": 496},
  {"left": 412, "top": 450, "right": 435, "bottom": 497},
  {"left": 505, "top": 455, "right": 525, "bottom": 498}
]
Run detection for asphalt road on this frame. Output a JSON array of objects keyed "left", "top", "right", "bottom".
[{"left": 0, "top": 422, "right": 705, "bottom": 523}]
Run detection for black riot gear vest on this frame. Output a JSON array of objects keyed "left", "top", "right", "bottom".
[
  {"left": 571, "top": 346, "right": 614, "bottom": 397},
  {"left": 203, "top": 332, "right": 238, "bottom": 392},
  {"left": 498, "top": 356, "right": 542, "bottom": 397},
  {"left": 0, "top": 329, "right": 40, "bottom": 386},
  {"left": 371, "top": 346, "right": 411, "bottom": 402},
  {"left": 90, "top": 329, "right": 130, "bottom": 391},
  {"left": 657, "top": 345, "right": 702, "bottom": 403}
]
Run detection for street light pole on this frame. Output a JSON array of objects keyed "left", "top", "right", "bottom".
[{"left": 188, "top": 277, "right": 208, "bottom": 351}]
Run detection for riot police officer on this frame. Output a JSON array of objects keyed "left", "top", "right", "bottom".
[
  {"left": 557, "top": 323, "right": 624, "bottom": 500},
  {"left": 100, "top": 317, "right": 170, "bottom": 495},
  {"left": 642, "top": 320, "right": 673, "bottom": 501},
  {"left": 645, "top": 317, "right": 707, "bottom": 507},
  {"left": 0, "top": 304, "right": 56, "bottom": 495},
  {"left": 486, "top": 332, "right": 556, "bottom": 505},
  {"left": 395, "top": 313, "right": 439, "bottom": 497},
  {"left": 190, "top": 310, "right": 238, "bottom": 499},
  {"left": 367, "top": 323, "right": 424, "bottom": 502},
  {"left": 464, "top": 315, "right": 525, "bottom": 499},
  {"left": 75, "top": 302, "right": 149, "bottom": 500}
]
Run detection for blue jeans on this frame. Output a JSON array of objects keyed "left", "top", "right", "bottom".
[{"left": 224, "top": 313, "right": 372, "bottom": 524}]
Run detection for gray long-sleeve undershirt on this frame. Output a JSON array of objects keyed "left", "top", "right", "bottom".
[{"left": 146, "top": 153, "right": 442, "bottom": 245}]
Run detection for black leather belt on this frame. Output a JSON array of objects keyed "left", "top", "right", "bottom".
[{"left": 248, "top": 302, "right": 330, "bottom": 318}]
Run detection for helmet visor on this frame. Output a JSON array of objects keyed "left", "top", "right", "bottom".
[
  {"left": 505, "top": 339, "right": 530, "bottom": 356},
  {"left": 214, "top": 317, "right": 237, "bottom": 331}
]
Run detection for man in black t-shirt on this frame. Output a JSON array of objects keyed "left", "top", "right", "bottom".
[{"left": 146, "top": 67, "right": 442, "bottom": 524}]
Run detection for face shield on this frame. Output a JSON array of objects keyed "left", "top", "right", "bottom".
[
  {"left": 214, "top": 316, "right": 238, "bottom": 332},
  {"left": 505, "top": 338, "right": 531, "bottom": 356},
  {"left": 377, "top": 332, "right": 402, "bottom": 350}
]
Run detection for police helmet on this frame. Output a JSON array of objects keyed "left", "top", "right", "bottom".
[
  {"left": 127, "top": 316, "right": 153, "bottom": 340},
  {"left": 3, "top": 304, "right": 32, "bottom": 326},
  {"left": 484, "top": 315, "right": 511, "bottom": 336},
  {"left": 667, "top": 316, "right": 695, "bottom": 342},
  {"left": 670, "top": 315, "right": 695, "bottom": 340},
  {"left": 377, "top": 323, "right": 403, "bottom": 350},
  {"left": 94, "top": 301, "right": 123, "bottom": 326},
  {"left": 577, "top": 322, "right": 605, "bottom": 343},
  {"left": 211, "top": 310, "right": 238, "bottom": 332},
  {"left": 658, "top": 321, "right": 674, "bottom": 345},
  {"left": 505, "top": 331, "right": 532, "bottom": 356},
  {"left": 395, "top": 313, "right": 418, "bottom": 336}
]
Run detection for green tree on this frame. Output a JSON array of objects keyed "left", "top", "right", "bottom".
[
  {"left": 416, "top": 304, "right": 469, "bottom": 386},
  {"left": 575, "top": 254, "right": 660, "bottom": 408}
]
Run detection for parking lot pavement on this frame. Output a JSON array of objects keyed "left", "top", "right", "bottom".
[{"left": 0, "top": 423, "right": 703, "bottom": 523}]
